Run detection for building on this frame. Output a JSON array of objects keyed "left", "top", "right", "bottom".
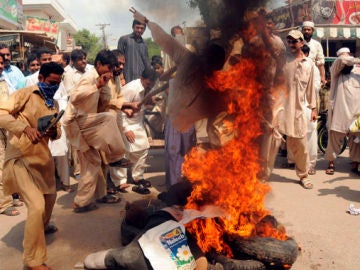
[
  {"left": 22, "top": 0, "right": 77, "bottom": 51},
  {"left": 0, "top": 0, "right": 23, "bottom": 30}
]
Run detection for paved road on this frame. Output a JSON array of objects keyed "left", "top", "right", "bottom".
[{"left": 1, "top": 148, "right": 360, "bottom": 269}]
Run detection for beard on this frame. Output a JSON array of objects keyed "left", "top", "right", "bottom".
[{"left": 303, "top": 33, "right": 312, "bottom": 42}]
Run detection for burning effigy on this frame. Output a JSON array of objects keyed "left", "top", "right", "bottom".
[{"left": 129, "top": 1, "right": 298, "bottom": 269}]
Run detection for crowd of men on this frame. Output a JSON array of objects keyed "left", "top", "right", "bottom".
[{"left": 0, "top": 7, "right": 360, "bottom": 270}]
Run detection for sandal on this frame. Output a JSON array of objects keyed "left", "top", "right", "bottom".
[
  {"left": 308, "top": 167, "right": 316, "bottom": 175},
  {"left": 96, "top": 194, "right": 121, "bottom": 204},
  {"left": 1, "top": 206, "right": 20, "bottom": 216},
  {"left": 107, "top": 187, "right": 119, "bottom": 195},
  {"left": 351, "top": 162, "right": 358, "bottom": 173},
  {"left": 134, "top": 179, "right": 151, "bottom": 188},
  {"left": 73, "top": 202, "right": 98, "bottom": 213},
  {"left": 132, "top": 184, "right": 150, "bottom": 195},
  {"left": 300, "top": 178, "right": 313, "bottom": 189},
  {"left": 325, "top": 162, "right": 335, "bottom": 175},
  {"left": 13, "top": 198, "right": 24, "bottom": 207},
  {"left": 44, "top": 224, "right": 58, "bottom": 235}
]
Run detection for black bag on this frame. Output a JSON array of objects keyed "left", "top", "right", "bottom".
[{"left": 37, "top": 110, "right": 64, "bottom": 134}]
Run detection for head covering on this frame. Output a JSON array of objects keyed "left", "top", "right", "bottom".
[
  {"left": 302, "top": 21, "right": 315, "bottom": 29},
  {"left": 287, "top": 30, "right": 304, "bottom": 41},
  {"left": 158, "top": 180, "right": 193, "bottom": 207},
  {"left": 337, "top": 47, "right": 350, "bottom": 56}
]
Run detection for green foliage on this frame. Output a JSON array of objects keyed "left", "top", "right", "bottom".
[
  {"left": 73, "top": 29, "right": 102, "bottom": 64},
  {"left": 145, "top": 37, "right": 161, "bottom": 59}
]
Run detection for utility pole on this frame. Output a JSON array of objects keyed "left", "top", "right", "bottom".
[{"left": 96, "top": 23, "right": 110, "bottom": 49}]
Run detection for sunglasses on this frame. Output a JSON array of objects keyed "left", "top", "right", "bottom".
[{"left": 287, "top": 39, "right": 299, "bottom": 44}]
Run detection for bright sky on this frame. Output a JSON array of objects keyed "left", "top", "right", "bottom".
[{"left": 60, "top": 0, "right": 202, "bottom": 48}]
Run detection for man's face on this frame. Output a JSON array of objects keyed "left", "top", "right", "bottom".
[
  {"left": 0, "top": 48, "right": 11, "bottom": 68},
  {"left": 141, "top": 78, "right": 155, "bottom": 91},
  {"left": 133, "top": 24, "right": 146, "bottom": 38},
  {"left": 153, "top": 63, "right": 163, "bottom": 75},
  {"left": 29, "top": 59, "right": 40, "bottom": 73},
  {"left": 0, "top": 56, "right": 4, "bottom": 75},
  {"left": 287, "top": 37, "right": 303, "bottom": 54},
  {"left": 39, "top": 53, "right": 52, "bottom": 66},
  {"left": 302, "top": 26, "right": 314, "bottom": 41},
  {"left": 74, "top": 56, "right": 87, "bottom": 73},
  {"left": 39, "top": 73, "right": 62, "bottom": 86},
  {"left": 96, "top": 62, "right": 112, "bottom": 76},
  {"left": 113, "top": 55, "right": 125, "bottom": 76}
]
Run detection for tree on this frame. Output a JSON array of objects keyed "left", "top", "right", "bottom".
[
  {"left": 73, "top": 29, "right": 102, "bottom": 64},
  {"left": 145, "top": 37, "right": 161, "bottom": 59}
]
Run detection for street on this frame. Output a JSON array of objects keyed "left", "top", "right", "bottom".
[{"left": 1, "top": 147, "right": 360, "bottom": 270}]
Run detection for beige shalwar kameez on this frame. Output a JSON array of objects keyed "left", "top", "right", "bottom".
[
  {"left": 325, "top": 56, "right": 360, "bottom": 162},
  {"left": 63, "top": 70, "right": 126, "bottom": 207},
  {"left": 0, "top": 85, "right": 61, "bottom": 267},
  {"left": 279, "top": 54, "right": 316, "bottom": 179}
]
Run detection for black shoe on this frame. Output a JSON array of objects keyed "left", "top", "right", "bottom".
[{"left": 109, "top": 158, "right": 132, "bottom": 168}]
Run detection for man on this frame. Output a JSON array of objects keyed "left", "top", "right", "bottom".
[
  {"left": 279, "top": 30, "right": 317, "bottom": 189},
  {"left": 48, "top": 53, "right": 73, "bottom": 192},
  {"left": 118, "top": 68, "right": 158, "bottom": 195},
  {"left": 105, "top": 49, "right": 138, "bottom": 194},
  {"left": 117, "top": 19, "right": 151, "bottom": 82},
  {"left": 301, "top": 21, "right": 326, "bottom": 85},
  {"left": 0, "top": 52, "right": 21, "bottom": 217},
  {"left": 0, "top": 43, "right": 24, "bottom": 89},
  {"left": 63, "top": 49, "right": 93, "bottom": 179},
  {"left": 0, "top": 62, "right": 64, "bottom": 270},
  {"left": 25, "top": 47, "right": 53, "bottom": 87},
  {"left": 63, "top": 50, "right": 130, "bottom": 213},
  {"left": 325, "top": 47, "right": 360, "bottom": 175}
]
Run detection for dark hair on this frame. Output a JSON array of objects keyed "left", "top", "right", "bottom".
[
  {"left": 26, "top": 53, "right": 38, "bottom": 66},
  {"left": 151, "top": 55, "right": 163, "bottom": 67},
  {"left": 158, "top": 180, "right": 193, "bottom": 207},
  {"left": 0, "top": 44, "right": 9, "bottom": 50},
  {"left": 111, "top": 49, "right": 124, "bottom": 58},
  {"left": 132, "top": 19, "right": 146, "bottom": 29},
  {"left": 39, "top": 62, "right": 64, "bottom": 79},
  {"left": 141, "top": 67, "right": 158, "bottom": 81},
  {"left": 35, "top": 47, "right": 53, "bottom": 59},
  {"left": 63, "top": 53, "right": 70, "bottom": 66},
  {"left": 71, "top": 49, "right": 87, "bottom": 62},
  {"left": 301, "top": 44, "right": 310, "bottom": 56},
  {"left": 94, "top": 50, "right": 117, "bottom": 69},
  {"left": 170, "top": 25, "right": 183, "bottom": 37}
]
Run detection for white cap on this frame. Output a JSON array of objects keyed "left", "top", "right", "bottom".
[
  {"left": 302, "top": 21, "right": 315, "bottom": 29},
  {"left": 287, "top": 30, "right": 304, "bottom": 40},
  {"left": 336, "top": 47, "right": 350, "bottom": 56}
]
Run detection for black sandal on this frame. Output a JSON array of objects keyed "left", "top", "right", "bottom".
[
  {"left": 73, "top": 202, "right": 98, "bottom": 213},
  {"left": 96, "top": 194, "right": 121, "bottom": 204},
  {"left": 132, "top": 184, "right": 150, "bottom": 195},
  {"left": 135, "top": 179, "right": 151, "bottom": 188}
]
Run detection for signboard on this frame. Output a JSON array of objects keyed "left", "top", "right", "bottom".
[
  {"left": 333, "top": 0, "right": 360, "bottom": 25},
  {"left": 25, "top": 16, "right": 59, "bottom": 40},
  {"left": 0, "top": 0, "right": 21, "bottom": 25},
  {"left": 271, "top": 0, "right": 360, "bottom": 28}
]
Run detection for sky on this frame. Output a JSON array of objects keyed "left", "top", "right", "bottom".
[{"left": 60, "top": 0, "right": 202, "bottom": 48}]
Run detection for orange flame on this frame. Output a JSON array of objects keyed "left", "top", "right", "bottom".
[{"left": 183, "top": 59, "right": 287, "bottom": 255}]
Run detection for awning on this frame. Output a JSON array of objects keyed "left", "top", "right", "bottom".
[
  {"left": 314, "top": 26, "right": 360, "bottom": 39},
  {"left": 278, "top": 25, "right": 360, "bottom": 39},
  {"left": 0, "top": 29, "right": 57, "bottom": 50}
]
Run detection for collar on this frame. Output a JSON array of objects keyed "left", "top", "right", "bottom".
[{"left": 130, "top": 32, "right": 143, "bottom": 42}]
